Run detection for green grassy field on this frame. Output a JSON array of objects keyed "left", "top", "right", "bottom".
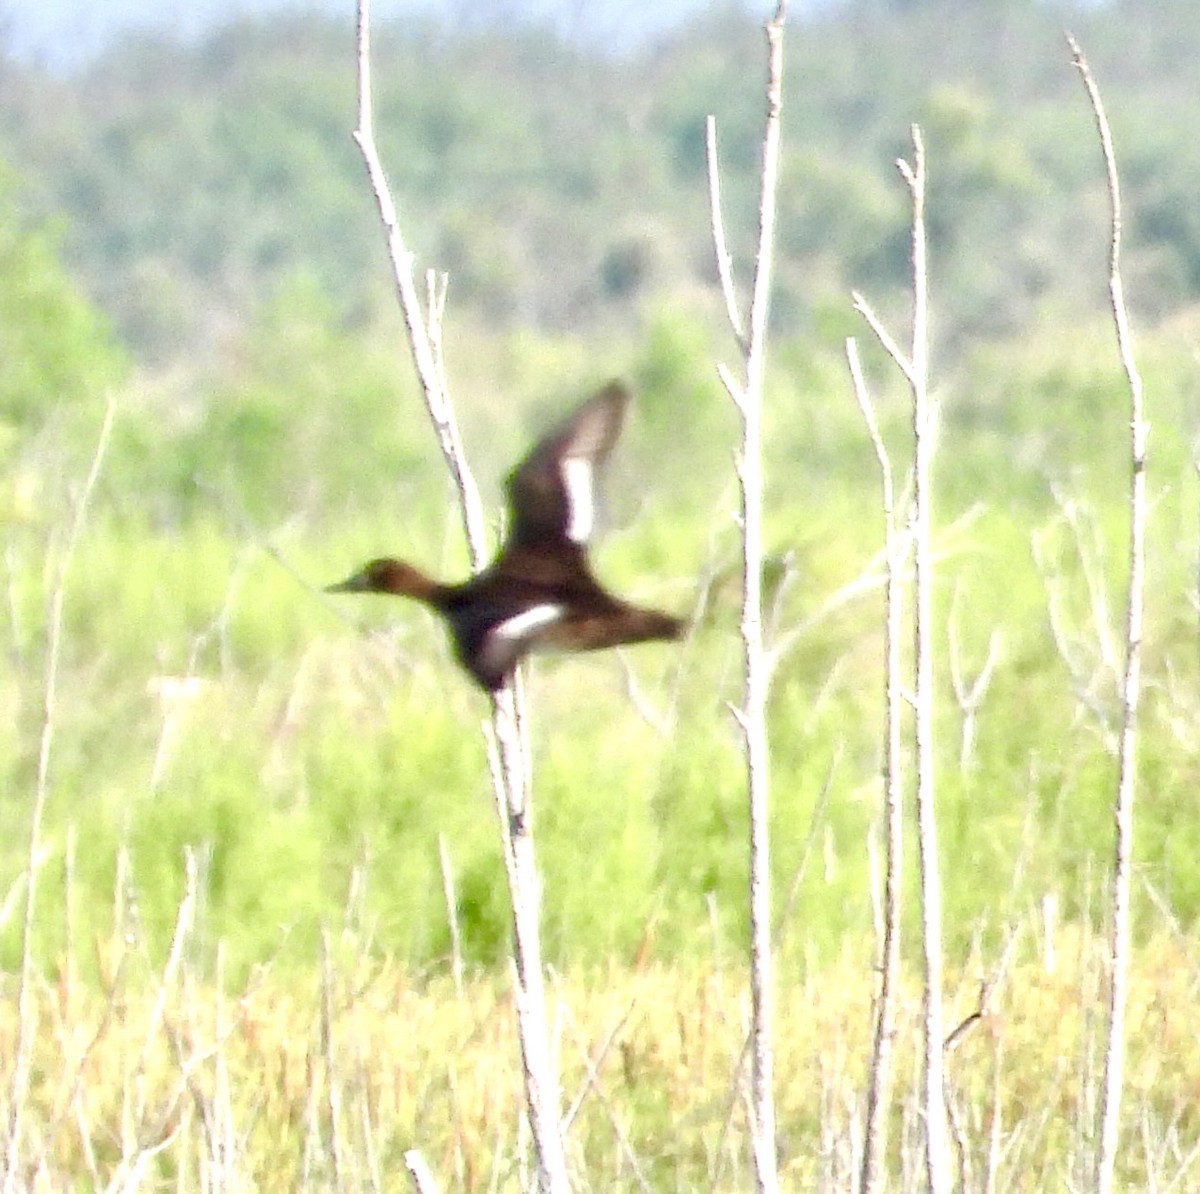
[{"left": 3, "top": 292, "right": 1200, "bottom": 1184}]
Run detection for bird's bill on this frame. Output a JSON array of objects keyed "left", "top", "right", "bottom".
[{"left": 325, "top": 572, "right": 370, "bottom": 593}]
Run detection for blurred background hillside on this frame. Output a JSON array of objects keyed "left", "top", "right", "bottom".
[
  {"left": 2, "top": 0, "right": 1200, "bottom": 979},
  {"left": 3, "top": 0, "right": 1200, "bottom": 365}
]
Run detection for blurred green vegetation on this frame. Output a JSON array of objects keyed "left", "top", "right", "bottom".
[
  {"left": 1, "top": 164, "right": 1199, "bottom": 988},
  {"left": 3, "top": 2, "right": 1200, "bottom": 356},
  {"left": 1, "top": 1, "right": 1200, "bottom": 990}
]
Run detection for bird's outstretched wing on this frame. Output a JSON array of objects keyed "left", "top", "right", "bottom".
[{"left": 503, "top": 381, "right": 630, "bottom": 551}]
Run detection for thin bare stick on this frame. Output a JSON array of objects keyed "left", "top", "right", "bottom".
[
  {"left": 906, "top": 124, "right": 951, "bottom": 1194},
  {"left": 707, "top": 2, "right": 789, "bottom": 1187},
  {"left": 847, "top": 336, "right": 904, "bottom": 1194},
  {"left": 437, "top": 833, "right": 464, "bottom": 998},
  {"left": 558, "top": 999, "right": 652, "bottom": 1193},
  {"left": 352, "top": 4, "right": 566, "bottom": 1188},
  {"left": 706, "top": 115, "right": 748, "bottom": 353},
  {"left": 320, "top": 929, "right": 345, "bottom": 1191},
  {"left": 947, "top": 586, "right": 1003, "bottom": 773},
  {"left": 2, "top": 395, "right": 116, "bottom": 1192},
  {"left": 404, "top": 1149, "right": 440, "bottom": 1194},
  {"left": 352, "top": 0, "right": 484, "bottom": 562},
  {"left": 853, "top": 126, "right": 950, "bottom": 1193},
  {"left": 1068, "top": 35, "right": 1147, "bottom": 1194},
  {"left": 851, "top": 293, "right": 917, "bottom": 390},
  {"left": 708, "top": 754, "right": 836, "bottom": 1192}
]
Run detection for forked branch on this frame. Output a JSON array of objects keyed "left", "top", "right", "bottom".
[
  {"left": 351, "top": 3, "right": 567, "bottom": 1189},
  {"left": 706, "top": 3, "right": 789, "bottom": 1190},
  {"left": 851, "top": 126, "right": 951, "bottom": 1194}
]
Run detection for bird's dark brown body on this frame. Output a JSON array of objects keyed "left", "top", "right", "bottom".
[{"left": 327, "top": 382, "right": 683, "bottom": 691}]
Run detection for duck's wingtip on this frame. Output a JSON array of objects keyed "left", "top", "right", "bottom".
[{"left": 595, "top": 378, "right": 633, "bottom": 411}]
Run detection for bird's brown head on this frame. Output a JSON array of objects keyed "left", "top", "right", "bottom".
[{"left": 325, "top": 558, "right": 439, "bottom": 600}]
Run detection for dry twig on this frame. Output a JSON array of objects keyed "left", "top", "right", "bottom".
[
  {"left": 706, "top": 3, "right": 789, "bottom": 1187},
  {"left": 1068, "top": 34, "right": 1147, "bottom": 1194},
  {"left": 351, "top": 2, "right": 566, "bottom": 1187}
]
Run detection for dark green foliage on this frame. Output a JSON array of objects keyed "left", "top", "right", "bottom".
[
  {"left": 4, "top": 3, "right": 1200, "bottom": 357},
  {"left": 0, "top": 167, "right": 126, "bottom": 436}
]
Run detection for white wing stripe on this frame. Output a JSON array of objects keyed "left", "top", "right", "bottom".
[
  {"left": 493, "top": 604, "right": 565, "bottom": 643},
  {"left": 562, "top": 457, "right": 594, "bottom": 543}
]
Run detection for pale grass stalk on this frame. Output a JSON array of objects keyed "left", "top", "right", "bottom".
[
  {"left": 817, "top": 1026, "right": 856, "bottom": 1188},
  {"left": 846, "top": 336, "right": 904, "bottom": 1194},
  {"left": 941, "top": 927, "right": 1020, "bottom": 1192},
  {"left": 136, "top": 849, "right": 198, "bottom": 1086},
  {"left": 766, "top": 542, "right": 898, "bottom": 677},
  {"left": 1159, "top": 1119, "right": 1200, "bottom": 1193},
  {"left": 167, "top": 945, "right": 239, "bottom": 1192},
  {"left": 63, "top": 825, "right": 76, "bottom": 1016},
  {"left": 358, "top": 1080, "right": 384, "bottom": 1194},
  {"left": 615, "top": 650, "right": 672, "bottom": 737},
  {"left": 1030, "top": 508, "right": 1119, "bottom": 744},
  {"left": 1054, "top": 490, "right": 1122, "bottom": 681},
  {"left": 300, "top": 1040, "right": 321, "bottom": 1187},
  {"left": 0, "top": 848, "right": 51, "bottom": 936},
  {"left": 1068, "top": 35, "right": 1147, "bottom": 1194},
  {"left": 352, "top": 2, "right": 565, "bottom": 1187},
  {"left": 2, "top": 396, "right": 116, "bottom": 1194},
  {"left": 558, "top": 1002, "right": 652, "bottom": 1193},
  {"left": 984, "top": 1033, "right": 1004, "bottom": 1194},
  {"left": 437, "top": 833, "right": 464, "bottom": 998},
  {"left": 852, "top": 125, "right": 950, "bottom": 1193},
  {"left": 898, "top": 1071, "right": 921, "bottom": 1192},
  {"left": 445, "top": 1062, "right": 468, "bottom": 1190},
  {"left": 320, "top": 929, "right": 345, "bottom": 1191},
  {"left": 706, "top": 5, "right": 788, "bottom": 1188},
  {"left": 772, "top": 750, "right": 837, "bottom": 942},
  {"left": 1072, "top": 892, "right": 1102, "bottom": 1190},
  {"left": 209, "top": 946, "right": 238, "bottom": 1191},
  {"left": 345, "top": 960, "right": 386, "bottom": 1194},
  {"left": 947, "top": 585, "right": 1002, "bottom": 773},
  {"left": 560, "top": 994, "right": 639, "bottom": 1135},
  {"left": 106, "top": 852, "right": 200, "bottom": 1193},
  {"left": 40, "top": 954, "right": 130, "bottom": 1187},
  {"left": 56, "top": 882, "right": 135, "bottom": 1187},
  {"left": 1195, "top": 455, "right": 1200, "bottom": 666}
]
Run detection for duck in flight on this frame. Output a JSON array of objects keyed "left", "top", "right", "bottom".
[{"left": 327, "top": 382, "right": 684, "bottom": 691}]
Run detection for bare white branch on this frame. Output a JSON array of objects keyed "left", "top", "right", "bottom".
[
  {"left": 352, "top": 3, "right": 566, "bottom": 1188},
  {"left": 947, "top": 584, "right": 1004, "bottom": 773},
  {"left": 1069, "top": 35, "right": 1148, "bottom": 1194},
  {"left": 708, "top": 12, "right": 790, "bottom": 1188},
  {"left": 404, "top": 1149, "right": 441, "bottom": 1194},
  {"left": 852, "top": 125, "right": 950, "bottom": 1194},
  {"left": 706, "top": 115, "right": 748, "bottom": 352},
  {"left": 852, "top": 291, "right": 917, "bottom": 390},
  {"left": 847, "top": 335, "right": 907, "bottom": 1194}
]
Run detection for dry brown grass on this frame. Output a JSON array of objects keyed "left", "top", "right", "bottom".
[{"left": 3, "top": 923, "right": 1200, "bottom": 1190}]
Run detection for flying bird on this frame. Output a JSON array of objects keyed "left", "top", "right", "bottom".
[{"left": 327, "top": 381, "right": 683, "bottom": 691}]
